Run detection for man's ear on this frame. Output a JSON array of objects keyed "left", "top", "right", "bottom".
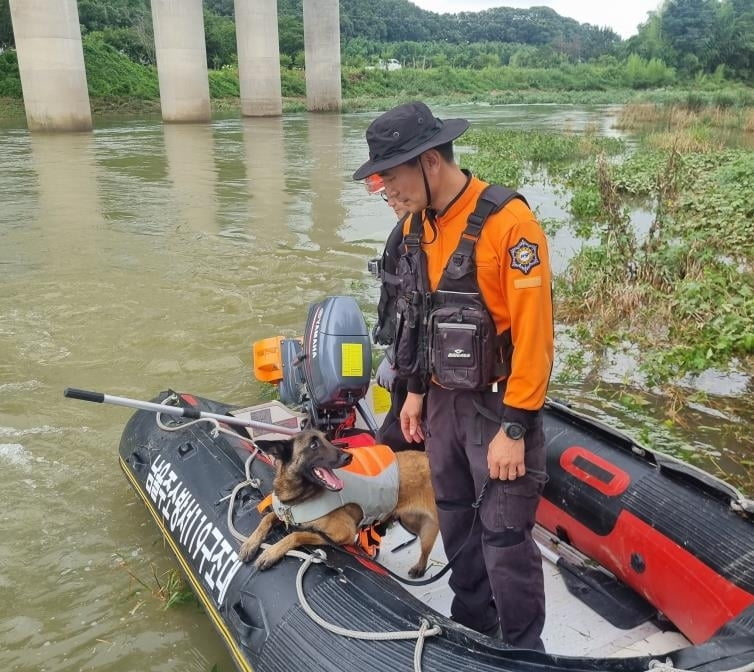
[
  {"left": 421, "top": 148, "right": 443, "bottom": 174},
  {"left": 255, "top": 439, "right": 293, "bottom": 463}
]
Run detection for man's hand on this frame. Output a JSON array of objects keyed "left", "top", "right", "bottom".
[
  {"left": 400, "top": 392, "right": 425, "bottom": 443},
  {"left": 488, "top": 428, "right": 525, "bottom": 480},
  {"left": 375, "top": 355, "right": 397, "bottom": 392}
]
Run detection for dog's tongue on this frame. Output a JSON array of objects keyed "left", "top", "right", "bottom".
[{"left": 314, "top": 467, "right": 344, "bottom": 491}]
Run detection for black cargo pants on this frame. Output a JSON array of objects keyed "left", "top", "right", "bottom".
[{"left": 425, "top": 382, "right": 546, "bottom": 650}]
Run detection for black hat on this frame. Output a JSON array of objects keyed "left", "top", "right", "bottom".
[{"left": 353, "top": 101, "right": 469, "bottom": 180}]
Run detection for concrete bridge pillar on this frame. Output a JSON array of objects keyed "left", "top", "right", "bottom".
[
  {"left": 150, "top": 0, "right": 211, "bottom": 122},
  {"left": 303, "top": 0, "right": 342, "bottom": 112},
  {"left": 8, "top": 0, "right": 92, "bottom": 132},
  {"left": 235, "top": 0, "right": 283, "bottom": 116}
]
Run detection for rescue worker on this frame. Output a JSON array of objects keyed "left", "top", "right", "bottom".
[
  {"left": 353, "top": 102, "right": 553, "bottom": 650},
  {"left": 365, "top": 174, "right": 425, "bottom": 452}
]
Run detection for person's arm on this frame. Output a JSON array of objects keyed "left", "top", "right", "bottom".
[
  {"left": 488, "top": 211, "right": 553, "bottom": 480},
  {"left": 500, "top": 215, "right": 553, "bottom": 423}
]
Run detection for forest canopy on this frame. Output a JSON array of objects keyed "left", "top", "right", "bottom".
[{"left": 0, "top": 0, "right": 752, "bottom": 81}]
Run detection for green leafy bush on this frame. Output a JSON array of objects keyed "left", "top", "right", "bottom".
[
  {"left": 0, "top": 49, "right": 21, "bottom": 97},
  {"left": 83, "top": 32, "right": 159, "bottom": 99}
]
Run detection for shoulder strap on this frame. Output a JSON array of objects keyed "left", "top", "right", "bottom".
[
  {"left": 440, "top": 185, "right": 527, "bottom": 284},
  {"left": 403, "top": 211, "right": 424, "bottom": 254},
  {"left": 454, "top": 185, "right": 527, "bottom": 260},
  {"left": 380, "top": 213, "right": 410, "bottom": 286}
]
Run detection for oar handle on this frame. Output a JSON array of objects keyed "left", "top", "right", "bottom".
[
  {"left": 64, "top": 388, "right": 105, "bottom": 403},
  {"left": 63, "top": 386, "right": 300, "bottom": 436}
]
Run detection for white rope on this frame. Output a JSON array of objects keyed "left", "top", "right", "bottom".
[
  {"left": 155, "top": 392, "right": 259, "bottom": 446},
  {"left": 155, "top": 396, "right": 263, "bottom": 543},
  {"left": 647, "top": 658, "right": 754, "bottom": 672},
  {"left": 290, "top": 548, "right": 441, "bottom": 672},
  {"left": 225, "top": 449, "right": 262, "bottom": 543}
]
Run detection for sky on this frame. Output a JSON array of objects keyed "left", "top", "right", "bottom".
[{"left": 409, "top": 1, "right": 663, "bottom": 39}]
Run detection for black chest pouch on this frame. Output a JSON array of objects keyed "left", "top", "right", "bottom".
[{"left": 428, "top": 252, "right": 503, "bottom": 391}]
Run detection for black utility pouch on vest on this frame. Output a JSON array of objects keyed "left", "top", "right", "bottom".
[{"left": 429, "top": 297, "right": 499, "bottom": 390}]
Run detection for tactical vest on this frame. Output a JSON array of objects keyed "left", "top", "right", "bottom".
[
  {"left": 271, "top": 444, "right": 399, "bottom": 528},
  {"left": 393, "top": 185, "right": 527, "bottom": 391},
  {"left": 372, "top": 213, "right": 410, "bottom": 351}
]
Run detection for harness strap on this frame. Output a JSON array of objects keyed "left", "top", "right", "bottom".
[
  {"left": 449, "top": 185, "right": 527, "bottom": 270},
  {"left": 403, "top": 211, "right": 425, "bottom": 253}
]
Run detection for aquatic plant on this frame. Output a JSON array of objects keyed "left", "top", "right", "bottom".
[{"left": 463, "top": 121, "right": 754, "bottom": 388}]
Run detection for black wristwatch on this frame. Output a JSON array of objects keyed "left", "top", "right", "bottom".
[{"left": 502, "top": 421, "right": 526, "bottom": 441}]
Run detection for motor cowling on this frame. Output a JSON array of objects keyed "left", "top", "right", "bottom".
[{"left": 301, "top": 296, "right": 371, "bottom": 410}]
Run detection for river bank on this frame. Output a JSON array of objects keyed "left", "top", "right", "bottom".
[{"left": 3, "top": 86, "right": 754, "bottom": 122}]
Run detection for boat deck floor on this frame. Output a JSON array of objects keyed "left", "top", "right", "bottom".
[{"left": 378, "top": 522, "right": 691, "bottom": 658}]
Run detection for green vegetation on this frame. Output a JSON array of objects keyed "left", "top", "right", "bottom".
[
  {"left": 83, "top": 33, "right": 158, "bottom": 99},
  {"left": 0, "top": 48, "right": 20, "bottom": 97},
  {"left": 1, "top": 0, "right": 753, "bottom": 113},
  {"left": 462, "top": 118, "right": 754, "bottom": 388},
  {"left": 113, "top": 552, "right": 198, "bottom": 610},
  {"left": 461, "top": 129, "right": 624, "bottom": 188}
]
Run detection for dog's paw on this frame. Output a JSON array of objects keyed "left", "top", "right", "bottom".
[
  {"left": 254, "top": 548, "right": 280, "bottom": 571},
  {"left": 239, "top": 539, "right": 261, "bottom": 563},
  {"left": 408, "top": 564, "right": 427, "bottom": 579}
]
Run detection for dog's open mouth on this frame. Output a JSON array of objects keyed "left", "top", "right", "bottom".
[{"left": 312, "top": 467, "right": 344, "bottom": 491}]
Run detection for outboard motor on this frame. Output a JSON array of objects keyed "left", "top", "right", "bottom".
[
  {"left": 301, "top": 296, "right": 372, "bottom": 411},
  {"left": 252, "top": 296, "right": 375, "bottom": 433}
]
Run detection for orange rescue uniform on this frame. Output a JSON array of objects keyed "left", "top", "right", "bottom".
[{"left": 404, "top": 175, "right": 553, "bottom": 412}]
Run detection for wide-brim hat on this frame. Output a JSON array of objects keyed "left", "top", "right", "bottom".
[{"left": 353, "top": 101, "right": 469, "bottom": 181}]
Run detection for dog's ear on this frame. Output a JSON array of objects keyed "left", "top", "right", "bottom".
[{"left": 255, "top": 439, "right": 293, "bottom": 463}]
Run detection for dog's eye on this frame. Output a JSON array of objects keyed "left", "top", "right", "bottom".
[{"left": 309, "top": 439, "right": 319, "bottom": 450}]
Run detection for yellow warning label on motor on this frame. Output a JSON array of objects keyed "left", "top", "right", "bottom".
[
  {"left": 341, "top": 343, "right": 363, "bottom": 377},
  {"left": 372, "top": 385, "right": 391, "bottom": 415}
]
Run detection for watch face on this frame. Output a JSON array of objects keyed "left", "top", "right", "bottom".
[{"left": 505, "top": 422, "right": 525, "bottom": 440}]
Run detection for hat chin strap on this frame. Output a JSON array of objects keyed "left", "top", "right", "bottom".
[{"left": 420, "top": 159, "right": 433, "bottom": 214}]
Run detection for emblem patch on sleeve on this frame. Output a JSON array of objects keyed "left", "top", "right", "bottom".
[{"left": 508, "top": 237, "right": 540, "bottom": 275}]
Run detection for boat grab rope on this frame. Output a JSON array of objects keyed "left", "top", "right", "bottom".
[
  {"left": 647, "top": 658, "right": 754, "bottom": 672},
  {"left": 225, "top": 449, "right": 263, "bottom": 544},
  {"left": 156, "top": 392, "right": 258, "bottom": 448},
  {"left": 155, "top": 394, "right": 266, "bottom": 544},
  {"left": 283, "top": 546, "right": 441, "bottom": 672}
]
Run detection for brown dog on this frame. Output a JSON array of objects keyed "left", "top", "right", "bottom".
[{"left": 239, "top": 429, "right": 439, "bottom": 576}]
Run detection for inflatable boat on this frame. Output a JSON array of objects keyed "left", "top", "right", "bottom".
[{"left": 109, "top": 297, "right": 754, "bottom": 672}]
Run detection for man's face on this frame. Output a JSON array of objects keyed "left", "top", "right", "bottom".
[
  {"left": 385, "top": 193, "right": 409, "bottom": 219},
  {"left": 379, "top": 158, "right": 427, "bottom": 214}
]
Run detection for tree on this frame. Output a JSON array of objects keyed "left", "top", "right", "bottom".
[
  {"left": 204, "top": 9, "right": 236, "bottom": 68},
  {"left": 714, "top": 0, "right": 754, "bottom": 80},
  {"left": 278, "top": 14, "right": 304, "bottom": 60},
  {"left": 78, "top": 0, "right": 149, "bottom": 33},
  {"left": 661, "top": 0, "right": 719, "bottom": 73},
  {"left": 625, "top": 11, "right": 668, "bottom": 62},
  {"left": 0, "top": 0, "right": 13, "bottom": 48}
]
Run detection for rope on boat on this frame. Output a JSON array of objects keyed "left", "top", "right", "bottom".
[
  {"left": 648, "top": 658, "right": 754, "bottom": 672},
  {"left": 156, "top": 393, "right": 265, "bottom": 544},
  {"left": 287, "top": 547, "right": 441, "bottom": 672},
  {"left": 226, "top": 449, "right": 262, "bottom": 544},
  {"left": 156, "top": 392, "right": 257, "bottom": 447}
]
